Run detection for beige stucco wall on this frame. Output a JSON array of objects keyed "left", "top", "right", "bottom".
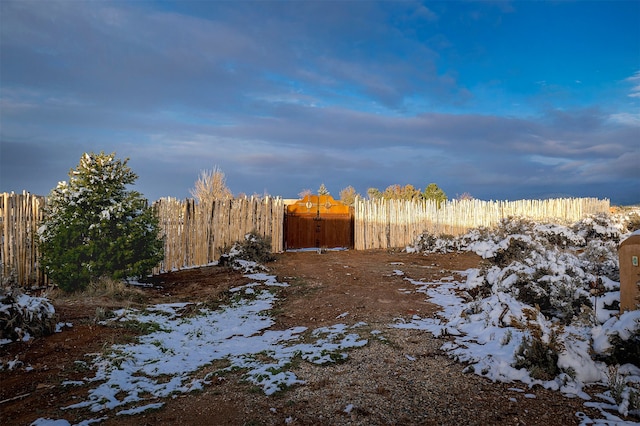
[{"left": 619, "top": 233, "right": 640, "bottom": 312}]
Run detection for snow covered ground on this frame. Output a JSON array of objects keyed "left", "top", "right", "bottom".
[
  {"left": 403, "top": 213, "right": 640, "bottom": 424},
  {"left": 20, "top": 268, "right": 369, "bottom": 425},
  {"left": 3, "top": 211, "right": 640, "bottom": 425}
]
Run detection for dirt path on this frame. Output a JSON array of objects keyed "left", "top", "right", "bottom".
[{"left": 0, "top": 250, "right": 602, "bottom": 425}]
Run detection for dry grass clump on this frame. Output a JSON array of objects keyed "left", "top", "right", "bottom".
[{"left": 48, "top": 276, "right": 149, "bottom": 305}]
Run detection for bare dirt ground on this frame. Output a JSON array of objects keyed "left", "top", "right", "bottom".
[{"left": 1, "top": 250, "right": 606, "bottom": 425}]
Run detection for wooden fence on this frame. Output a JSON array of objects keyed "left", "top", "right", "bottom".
[
  {"left": 354, "top": 197, "right": 610, "bottom": 250},
  {"left": 0, "top": 192, "right": 49, "bottom": 287},
  {"left": 153, "top": 197, "right": 285, "bottom": 273},
  {"left": 1, "top": 191, "right": 609, "bottom": 286}
]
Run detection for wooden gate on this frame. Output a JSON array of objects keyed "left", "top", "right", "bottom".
[{"left": 285, "top": 195, "right": 353, "bottom": 249}]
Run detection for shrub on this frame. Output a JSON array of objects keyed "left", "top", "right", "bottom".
[
  {"left": 219, "top": 231, "right": 275, "bottom": 268},
  {"left": 533, "top": 223, "right": 585, "bottom": 248},
  {"left": 579, "top": 240, "right": 620, "bottom": 281},
  {"left": 625, "top": 212, "right": 640, "bottom": 232},
  {"left": 602, "top": 329, "right": 640, "bottom": 367},
  {"left": 0, "top": 288, "right": 56, "bottom": 342},
  {"left": 412, "top": 232, "right": 438, "bottom": 252},
  {"left": 513, "top": 319, "right": 564, "bottom": 380},
  {"left": 607, "top": 365, "right": 640, "bottom": 417},
  {"left": 572, "top": 213, "right": 621, "bottom": 243},
  {"left": 495, "top": 217, "right": 535, "bottom": 238},
  {"left": 39, "top": 152, "right": 164, "bottom": 292},
  {"left": 514, "top": 334, "right": 560, "bottom": 380},
  {"left": 492, "top": 236, "right": 536, "bottom": 267}
]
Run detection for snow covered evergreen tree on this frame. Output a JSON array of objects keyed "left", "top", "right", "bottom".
[{"left": 39, "top": 152, "right": 164, "bottom": 292}]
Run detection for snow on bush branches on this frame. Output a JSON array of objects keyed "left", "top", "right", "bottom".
[
  {"left": 410, "top": 214, "right": 623, "bottom": 322},
  {"left": 406, "top": 213, "right": 640, "bottom": 418},
  {"left": 0, "top": 288, "right": 56, "bottom": 346},
  {"left": 219, "top": 231, "right": 275, "bottom": 273},
  {"left": 38, "top": 152, "right": 163, "bottom": 292}
]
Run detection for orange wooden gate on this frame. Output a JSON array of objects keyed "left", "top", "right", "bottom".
[{"left": 285, "top": 195, "right": 353, "bottom": 249}]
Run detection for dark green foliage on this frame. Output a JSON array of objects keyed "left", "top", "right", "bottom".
[
  {"left": 599, "top": 330, "right": 640, "bottom": 367},
  {"left": 514, "top": 331, "right": 561, "bottom": 380},
  {"left": 493, "top": 237, "right": 534, "bottom": 267},
  {"left": 39, "top": 152, "right": 164, "bottom": 292},
  {"left": 422, "top": 183, "right": 448, "bottom": 207},
  {"left": 608, "top": 333, "right": 640, "bottom": 367}
]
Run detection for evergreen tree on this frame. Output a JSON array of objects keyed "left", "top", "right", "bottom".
[
  {"left": 318, "top": 183, "right": 330, "bottom": 196},
  {"left": 39, "top": 152, "right": 164, "bottom": 292},
  {"left": 422, "top": 183, "right": 448, "bottom": 207}
]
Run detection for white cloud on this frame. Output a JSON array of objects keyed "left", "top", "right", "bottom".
[
  {"left": 528, "top": 155, "right": 572, "bottom": 167},
  {"left": 625, "top": 71, "right": 640, "bottom": 98},
  {"left": 608, "top": 112, "right": 640, "bottom": 126}
]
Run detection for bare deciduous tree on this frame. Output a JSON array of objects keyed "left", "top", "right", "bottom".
[
  {"left": 367, "top": 187, "right": 382, "bottom": 200},
  {"left": 190, "top": 166, "right": 233, "bottom": 204},
  {"left": 339, "top": 185, "right": 360, "bottom": 206},
  {"left": 298, "top": 188, "right": 312, "bottom": 199}
]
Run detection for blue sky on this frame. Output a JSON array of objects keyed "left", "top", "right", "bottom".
[{"left": 1, "top": 1, "right": 638, "bottom": 204}]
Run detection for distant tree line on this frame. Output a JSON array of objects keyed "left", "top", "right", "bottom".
[{"left": 189, "top": 166, "right": 466, "bottom": 211}]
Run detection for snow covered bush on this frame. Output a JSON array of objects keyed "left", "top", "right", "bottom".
[
  {"left": 403, "top": 212, "right": 640, "bottom": 419},
  {"left": 625, "top": 212, "right": 640, "bottom": 232},
  {"left": 606, "top": 365, "right": 640, "bottom": 417},
  {"left": 219, "top": 231, "right": 274, "bottom": 270},
  {"left": 572, "top": 213, "right": 621, "bottom": 243},
  {"left": 410, "top": 215, "right": 625, "bottom": 324},
  {"left": 39, "top": 152, "right": 164, "bottom": 292},
  {"left": 0, "top": 288, "right": 56, "bottom": 343},
  {"left": 512, "top": 309, "right": 566, "bottom": 380},
  {"left": 593, "top": 310, "right": 640, "bottom": 367}
]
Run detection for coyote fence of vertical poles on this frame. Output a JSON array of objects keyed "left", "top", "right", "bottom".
[
  {"left": 354, "top": 197, "right": 610, "bottom": 250},
  {"left": 0, "top": 192, "right": 50, "bottom": 287},
  {"left": 0, "top": 192, "right": 610, "bottom": 286},
  {"left": 152, "top": 196, "right": 284, "bottom": 274}
]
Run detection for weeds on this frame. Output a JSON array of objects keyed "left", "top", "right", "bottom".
[
  {"left": 51, "top": 276, "right": 149, "bottom": 306},
  {"left": 608, "top": 365, "right": 627, "bottom": 405},
  {"left": 607, "top": 364, "right": 640, "bottom": 417},
  {"left": 94, "top": 306, "right": 114, "bottom": 323}
]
